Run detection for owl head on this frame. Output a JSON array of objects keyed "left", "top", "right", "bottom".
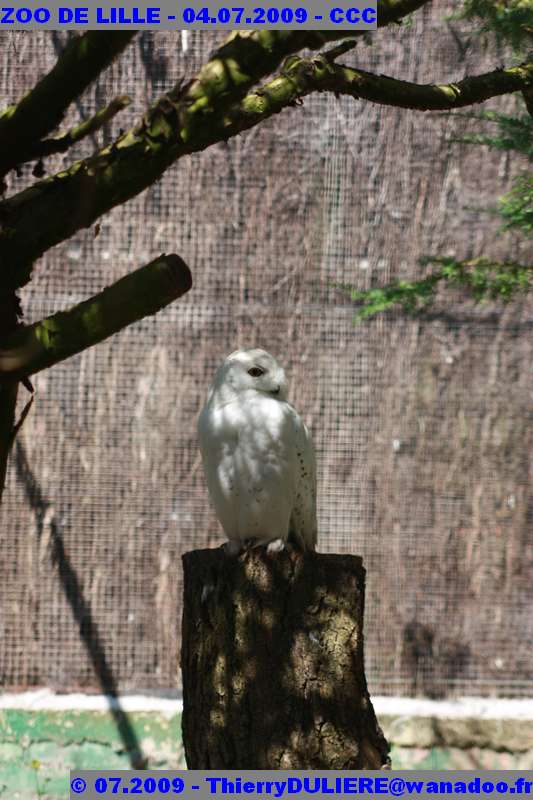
[{"left": 210, "top": 348, "right": 288, "bottom": 402}]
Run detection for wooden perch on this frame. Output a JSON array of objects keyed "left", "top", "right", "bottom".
[{"left": 181, "top": 547, "right": 390, "bottom": 769}]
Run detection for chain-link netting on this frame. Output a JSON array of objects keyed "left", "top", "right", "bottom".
[{"left": 1, "top": 17, "right": 531, "bottom": 697}]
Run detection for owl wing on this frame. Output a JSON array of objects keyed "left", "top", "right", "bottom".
[
  {"left": 197, "top": 401, "right": 240, "bottom": 539},
  {"left": 286, "top": 405, "right": 318, "bottom": 551}
]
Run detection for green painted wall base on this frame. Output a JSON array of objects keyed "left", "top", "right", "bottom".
[
  {"left": 0, "top": 708, "right": 532, "bottom": 798},
  {"left": 381, "top": 713, "right": 533, "bottom": 770},
  {"left": 0, "top": 709, "right": 184, "bottom": 799}
]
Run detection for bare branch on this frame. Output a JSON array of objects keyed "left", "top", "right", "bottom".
[
  {"left": 378, "top": 0, "right": 432, "bottom": 24},
  {"left": 0, "top": 254, "right": 192, "bottom": 379},
  {"left": 320, "top": 59, "right": 533, "bottom": 110},
  {"left": 323, "top": 40, "right": 360, "bottom": 62},
  {"left": 28, "top": 95, "right": 131, "bottom": 160},
  {"left": 0, "top": 32, "right": 136, "bottom": 178}
]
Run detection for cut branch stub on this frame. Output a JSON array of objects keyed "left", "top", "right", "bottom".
[
  {"left": 181, "top": 547, "right": 389, "bottom": 769},
  {"left": 0, "top": 253, "right": 192, "bottom": 379}
]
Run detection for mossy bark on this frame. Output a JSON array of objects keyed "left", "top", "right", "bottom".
[
  {"left": 181, "top": 547, "right": 389, "bottom": 769},
  {"left": 3, "top": 53, "right": 531, "bottom": 291},
  {"left": 0, "top": 3, "right": 431, "bottom": 291}
]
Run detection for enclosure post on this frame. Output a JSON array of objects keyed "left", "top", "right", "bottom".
[{"left": 181, "top": 547, "right": 389, "bottom": 769}]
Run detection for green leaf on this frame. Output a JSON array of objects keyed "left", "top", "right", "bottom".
[
  {"left": 499, "top": 173, "right": 533, "bottom": 234},
  {"left": 448, "top": 105, "right": 533, "bottom": 160},
  {"left": 335, "top": 257, "right": 532, "bottom": 320},
  {"left": 450, "top": 0, "right": 533, "bottom": 55}
]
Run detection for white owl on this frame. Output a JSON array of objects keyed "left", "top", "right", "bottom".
[{"left": 198, "top": 348, "right": 317, "bottom": 553}]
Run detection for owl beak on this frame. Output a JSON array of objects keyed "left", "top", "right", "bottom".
[{"left": 271, "top": 386, "right": 281, "bottom": 395}]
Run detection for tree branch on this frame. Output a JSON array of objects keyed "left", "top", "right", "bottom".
[
  {"left": 4, "top": 54, "right": 529, "bottom": 289},
  {"left": 329, "top": 60, "right": 533, "bottom": 110},
  {"left": 378, "top": 0, "right": 432, "bottom": 23},
  {"left": 0, "top": 254, "right": 192, "bottom": 379},
  {"left": 0, "top": 2, "right": 430, "bottom": 177},
  {"left": 176, "top": 0, "right": 432, "bottom": 120},
  {"left": 523, "top": 86, "right": 533, "bottom": 117},
  {"left": 0, "top": 32, "right": 136, "bottom": 178},
  {"left": 0, "top": 4, "right": 430, "bottom": 288},
  {"left": 213, "top": 57, "right": 533, "bottom": 146},
  {"left": 27, "top": 95, "right": 131, "bottom": 160}
]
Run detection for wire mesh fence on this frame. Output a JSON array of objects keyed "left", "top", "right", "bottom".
[{"left": 1, "top": 18, "right": 532, "bottom": 697}]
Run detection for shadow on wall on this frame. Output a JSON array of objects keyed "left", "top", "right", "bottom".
[{"left": 15, "top": 439, "right": 147, "bottom": 769}]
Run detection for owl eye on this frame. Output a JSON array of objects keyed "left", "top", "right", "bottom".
[{"left": 248, "top": 367, "right": 264, "bottom": 378}]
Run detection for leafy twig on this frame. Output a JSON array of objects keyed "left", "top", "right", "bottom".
[{"left": 335, "top": 257, "right": 533, "bottom": 320}]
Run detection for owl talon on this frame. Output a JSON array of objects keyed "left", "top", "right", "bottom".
[{"left": 266, "top": 538, "right": 286, "bottom": 554}]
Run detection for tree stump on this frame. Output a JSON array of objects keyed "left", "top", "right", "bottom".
[{"left": 181, "top": 547, "right": 390, "bottom": 769}]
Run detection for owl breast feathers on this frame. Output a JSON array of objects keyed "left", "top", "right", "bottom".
[{"left": 198, "top": 348, "right": 317, "bottom": 551}]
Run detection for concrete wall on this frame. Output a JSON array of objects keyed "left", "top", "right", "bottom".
[
  {"left": 0, "top": 708, "right": 183, "bottom": 798},
  {"left": 1, "top": 695, "right": 532, "bottom": 799}
]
